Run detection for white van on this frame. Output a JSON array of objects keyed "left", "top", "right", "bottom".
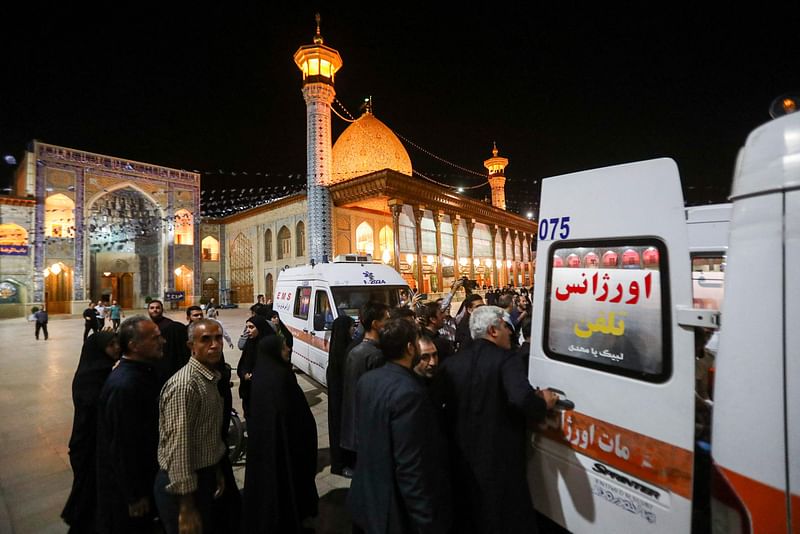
[
  {"left": 527, "top": 111, "right": 799, "bottom": 533},
  {"left": 273, "top": 255, "right": 410, "bottom": 386}
]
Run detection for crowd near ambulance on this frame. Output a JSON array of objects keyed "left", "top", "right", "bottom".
[{"left": 272, "top": 108, "right": 798, "bottom": 533}]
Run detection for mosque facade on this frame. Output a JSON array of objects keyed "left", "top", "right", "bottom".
[{"left": 0, "top": 24, "right": 537, "bottom": 318}]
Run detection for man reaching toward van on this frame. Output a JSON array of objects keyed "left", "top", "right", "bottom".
[{"left": 437, "top": 305, "right": 558, "bottom": 533}]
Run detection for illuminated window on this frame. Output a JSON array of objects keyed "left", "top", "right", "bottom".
[
  {"left": 278, "top": 226, "right": 291, "bottom": 260},
  {"left": 309, "top": 58, "right": 320, "bottom": 76},
  {"left": 174, "top": 209, "right": 193, "bottom": 245},
  {"left": 201, "top": 236, "right": 219, "bottom": 261},
  {"left": 356, "top": 221, "right": 374, "bottom": 255},
  {"left": 264, "top": 229, "right": 273, "bottom": 261},
  {"left": 379, "top": 225, "right": 393, "bottom": 256},
  {"left": 0, "top": 224, "right": 28, "bottom": 246},
  {"left": 320, "top": 59, "right": 331, "bottom": 77},
  {"left": 296, "top": 221, "right": 305, "bottom": 257},
  {"left": 44, "top": 194, "right": 75, "bottom": 238}
]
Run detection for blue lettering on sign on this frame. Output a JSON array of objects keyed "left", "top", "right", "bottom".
[
  {"left": 362, "top": 270, "right": 386, "bottom": 285},
  {"left": 538, "top": 216, "right": 571, "bottom": 241}
]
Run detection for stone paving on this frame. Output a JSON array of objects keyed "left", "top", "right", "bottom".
[{"left": 0, "top": 307, "right": 352, "bottom": 533}]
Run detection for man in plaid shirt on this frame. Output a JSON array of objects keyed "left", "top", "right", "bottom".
[{"left": 153, "top": 319, "right": 227, "bottom": 534}]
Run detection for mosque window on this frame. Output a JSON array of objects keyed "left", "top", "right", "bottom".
[
  {"left": 378, "top": 225, "right": 393, "bottom": 261},
  {"left": 398, "top": 212, "right": 416, "bottom": 253},
  {"left": 174, "top": 209, "right": 193, "bottom": 245},
  {"left": 440, "top": 220, "right": 454, "bottom": 257},
  {"left": 296, "top": 221, "right": 306, "bottom": 257},
  {"left": 356, "top": 222, "right": 374, "bottom": 255},
  {"left": 44, "top": 194, "right": 75, "bottom": 238},
  {"left": 264, "top": 229, "right": 273, "bottom": 261},
  {"left": 201, "top": 236, "right": 219, "bottom": 261},
  {"left": 0, "top": 224, "right": 28, "bottom": 248},
  {"left": 278, "top": 226, "right": 291, "bottom": 260}
]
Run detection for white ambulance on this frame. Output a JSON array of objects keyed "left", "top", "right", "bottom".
[
  {"left": 527, "top": 111, "right": 799, "bottom": 533},
  {"left": 273, "top": 254, "right": 410, "bottom": 386}
]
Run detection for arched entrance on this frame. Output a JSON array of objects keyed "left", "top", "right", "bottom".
[
  {"left": 174, "top": 265, "right": 193, "bottom": 307},
  {"left": 265, "top": 273, "right": 274, "bottom": 300},
  {"left": 230, "top": 233, "right": 253, "bottom": 303},
  {"left": 44, "top": 262, "right": 73, "bottom": 314},
  {"left": 87, "top": 187, "right": 162, "bottom": 308},
  {"left": 203, "top": 277, "right": 219, "bottom": 303}
]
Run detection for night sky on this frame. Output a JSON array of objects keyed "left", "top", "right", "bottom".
[{"left": 2, "top": 5, "right": 798, "bottom": 214}]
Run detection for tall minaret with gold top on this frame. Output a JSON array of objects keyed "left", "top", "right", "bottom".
[
  {"left": 484, "top": 142, "right": 509, "bottom": 210},
  {"left": 293, "top": 14, "right": 342, "bottom": 262}
]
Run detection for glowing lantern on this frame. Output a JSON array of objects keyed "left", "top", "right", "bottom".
[
  {"left": 622, "top": 249, "right": 641, "bottom": 267},
  {"left": 602, "top": 251, "right": 618, "bottom": 267},
  {"left": 566, "top": 254, "right": 581, "bottom": 268}
]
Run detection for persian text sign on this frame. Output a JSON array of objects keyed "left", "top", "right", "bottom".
[
  {"left": 0, "top": 245, "right": 28, "bottom": 255},
  {"left": 548, "top": 268, "right": 663, "bottom": 375}
]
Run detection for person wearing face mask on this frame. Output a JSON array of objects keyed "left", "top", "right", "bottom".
[
  {"left": 235, "top": 314, "right": 273, "bottom": 418},
  {"left": 62, "top": 332, "right": 121, "bottom": 533}
]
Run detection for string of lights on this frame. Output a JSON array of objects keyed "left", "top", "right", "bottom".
[{"left": 413, "top": 170, "right": 488, "bottom": 191}]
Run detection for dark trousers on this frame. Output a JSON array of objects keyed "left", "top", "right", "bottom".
[
  {"left": 154, "top": 465, "right": 220, "bottom": 534},
  {"left": 83, "top": 322, "right": 97, "bottom": 341},
  {"left": 112, "top": 318, "right": 121, "bottom": 330},
  {"left": 35, "top": 322, "right": 48, "bottom": 340}
]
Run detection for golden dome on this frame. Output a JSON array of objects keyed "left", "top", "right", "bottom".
[{"left": 331, "top": 112, "right": 412, "bottom": 184}]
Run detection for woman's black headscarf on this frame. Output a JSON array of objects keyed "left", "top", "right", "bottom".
[
  {"left": 62, "top": 331, "right": 118, "bottom": 529},
  {"left": 327, "top": 316, "right": 354, "bottom": 378},
  {"left": 257, "top": 334, "right": 287, "bottom": 365},
  {"left": 325, "top": 315, "right": 354, "bottom": 474},
  {"left": 71, "top": 331, "right": 118, "bottom": 406},
  {"left": 237, "top": 314, "right": 274, "bottom": 416},
  {"left": 244, "top": 330, "right": 318, "bottom": 531}
]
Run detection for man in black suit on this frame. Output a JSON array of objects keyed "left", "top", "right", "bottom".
[
  {"left": 438, "top": 305, "right": 558, "bottom": 534},
  {"left": 348, "top": 318, "right": 452, "bottom": 534}
]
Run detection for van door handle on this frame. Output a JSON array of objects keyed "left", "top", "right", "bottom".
[
  {"left": 303, "top": 329, "right": 309, "bottom": 333},
  {"left": 310, "top": 331, "right": 316, "bottom": 336},
  {"left": 547, "top": 387, "right": 576, "bottom": 411}
]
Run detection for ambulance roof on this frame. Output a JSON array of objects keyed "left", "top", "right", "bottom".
[
  {"left": 276, "top": 261, "right": 409, "bottom": 287},
  {"left": 732, "top": 111, "right": 800, "bottom": 199}
]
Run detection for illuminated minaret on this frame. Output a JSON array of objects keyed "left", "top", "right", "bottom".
[
  {"left": 293, "top": 14, "right": 342, "bottom": 262},
  {"left": 483, "top": 142, "right": 509, "bottom": 210}
]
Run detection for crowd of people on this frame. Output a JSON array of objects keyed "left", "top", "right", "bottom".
[
  {"left": 328, "top": 281, "right": 556, "bottom": 533},
  {"left": 60, "top": 281, "right": 557, "bottom": 533}
]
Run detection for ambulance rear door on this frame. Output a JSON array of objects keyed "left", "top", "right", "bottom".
[{"left": 529, "top": 158, "right": 695, "bottom": 533}]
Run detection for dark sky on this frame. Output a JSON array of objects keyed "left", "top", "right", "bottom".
[{"left": 1, "top": 5, "right": 798, "bottom": 214}]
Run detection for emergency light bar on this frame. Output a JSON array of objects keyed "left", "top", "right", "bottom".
[{"left": 333, "top": 254, "right": 374, "bottom": 263}]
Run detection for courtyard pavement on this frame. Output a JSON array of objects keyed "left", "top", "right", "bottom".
[{"left": 0, "top": 307, "right": 352, "bottom": 533}]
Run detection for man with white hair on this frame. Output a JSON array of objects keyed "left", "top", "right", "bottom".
[{"left": 437, "top": 305, "right": 558, "bottom": 534}]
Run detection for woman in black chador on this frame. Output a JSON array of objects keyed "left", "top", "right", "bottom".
[
  {"left": 236, "top": 314, "right": 272, "bottom": 418},
  {"left": 61, "top": 331, "right": 120, "bottom": 532},
  {"left": 326, "top": 315, "right": 355, "bottom": 475},
  {"left": 243, "top": 336, "right": 319, "bottom": 533}
]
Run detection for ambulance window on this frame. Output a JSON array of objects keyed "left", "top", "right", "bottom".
[
  {"left": 314, "top": 290, "right": 334, "bottom": 330},
  {"left": 691, "top": 254, "right": 725, "bottom": 311},
  {"left": 294, "top": 286, "right": 312, "bottom": 320},
  {"left": 543, "top": 239, "right": 672, "bottom": 382}
]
